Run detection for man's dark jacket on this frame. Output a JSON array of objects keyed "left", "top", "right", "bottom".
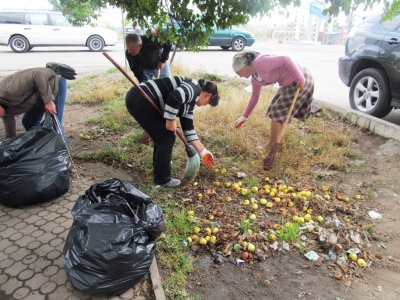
[{"left": 125, "top": 35, "right": 172, "bottom": 83}]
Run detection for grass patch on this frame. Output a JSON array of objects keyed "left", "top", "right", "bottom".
[{"left": 278, "top": 222, "right": 300, "bottom": 242}]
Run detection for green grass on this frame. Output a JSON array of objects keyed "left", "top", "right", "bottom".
[{"left": 278, "top": 222, "right": 300, "bottom": 242}]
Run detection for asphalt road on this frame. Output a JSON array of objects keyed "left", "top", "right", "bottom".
[{"left": 1, "top": 39, "right": 399, "bottom": 125}]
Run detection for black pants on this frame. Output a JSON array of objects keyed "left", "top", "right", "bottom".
[{"left": 126, "top": 87, "right": 175, "bottom": 185}]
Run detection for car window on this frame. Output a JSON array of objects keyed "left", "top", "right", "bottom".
[
  {"left": 380, "top": 15, "right": 400, "bottom": 31},
  {"left": 50, "top": 13, "right": 70, "bottom": 26},
  {"left": 25, "top": 13, "right": 49, "bottom": 25},
  {"left": 0, "top": 12, "right": 25, "bottom": 24}
]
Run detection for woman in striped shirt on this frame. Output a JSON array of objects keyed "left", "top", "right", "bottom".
[{"left": 125, "top": 76, "right": 220, "bottom": 188}]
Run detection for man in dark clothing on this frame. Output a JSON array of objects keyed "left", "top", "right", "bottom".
[
  {"left": 125, "top": 33, "right": 173, "bottom": 143},
  {"left": 125, "top": 33, "right": 172, "bottom": 82}
]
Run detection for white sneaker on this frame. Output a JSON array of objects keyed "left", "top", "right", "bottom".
[{"left": 154, "top": 178, "right": 181, "bottom": 189}]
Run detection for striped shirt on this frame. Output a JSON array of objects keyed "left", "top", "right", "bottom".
[{"left": 139, "top": 76, "right": 201, "bottom": 142}]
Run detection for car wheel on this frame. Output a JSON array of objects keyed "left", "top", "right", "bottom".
[
  {"left": 220, "top": 46, "right": 230, "bottom": 50},
  {"left": 231, "top": 37, "right": 245, "bottom": 51},
  {"left": 10, "top": 35, "right": 30, "bottom": 53},
  {"left": 349, "top": 68, "right": 392, "bottom": 118},
  {"left": 87, "top": 36, "right": 104, "bottom": 52}
]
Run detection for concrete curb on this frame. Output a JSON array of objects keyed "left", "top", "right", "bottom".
[
  {"left": 315, "top": 99, "right": 400, "bottom": 141},
  {"left": 150, "top": 257, "right": 166, "bottom": 300}
]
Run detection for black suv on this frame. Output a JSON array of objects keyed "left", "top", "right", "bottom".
[{"left": 338, "top": 13, "right": 400, "bottom": 118}]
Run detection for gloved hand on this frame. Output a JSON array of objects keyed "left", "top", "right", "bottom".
[
  {"left": 235, "top": 116, "right": 248, "bottom": 128},
  {"left": 200, "top": 148, "right": 214, "bottom": 169}
]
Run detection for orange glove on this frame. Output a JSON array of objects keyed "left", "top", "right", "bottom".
[
  {"left": 200, "top": 149, "right": 214, "bottom": 169},
  {"left": 235, "top": 116, "right": 247, "bottom": 128}
]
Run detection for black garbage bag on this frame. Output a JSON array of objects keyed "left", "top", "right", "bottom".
[
  {"left": 0, "top": 113, "right": 70, "bottom": 207},
  {"left": 63, "top": 178, "right": 166, "bottom": 295}
]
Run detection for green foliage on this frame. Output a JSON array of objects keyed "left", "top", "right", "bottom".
[{"left": 50, "top": 0, "right": 301, "bottom": 51}]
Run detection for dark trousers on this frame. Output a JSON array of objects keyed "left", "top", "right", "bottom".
[{"left": 126, "top": 87, "right": 175, "bottom": 185}]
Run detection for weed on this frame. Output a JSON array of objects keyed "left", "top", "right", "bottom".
[
  {"left": 278, "top": 222, "right": 300, "bottom": 242},
  {"left": 364, "top": 225, "right": 374, "bottom": 235}
]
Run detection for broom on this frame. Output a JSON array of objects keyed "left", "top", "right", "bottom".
[
  {"left": 102, "top": 52, "right": 200, "bottom": 182},
  {"left": 263, "top": 87, "right": 300, "bottom": 170}
]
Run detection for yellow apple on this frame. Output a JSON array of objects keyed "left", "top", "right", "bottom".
[
  {"left": 260, "top": 198, "right": 267, "bottom": 205},
  {"left": 348, "top": 253, "right": 357, "bottom": 261},
  {"left": 357, "top": 258, "right": 367, "bottom": 267},
  {"left": 247, "top": 243, "right": 256, "bottom": 252},
  {"left": 249, "top": 214, "right": 257, "bottom": 221},
  {"left": 187, "top": 210, "right": 195, "bottom": 216}
]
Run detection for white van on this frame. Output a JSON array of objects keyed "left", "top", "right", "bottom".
[{"left": 0, "top": 10, "right": 118, "bottom": 53}]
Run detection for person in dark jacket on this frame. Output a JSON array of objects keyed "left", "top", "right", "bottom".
[
  {"left": 125, "top": 33, "right": 172, "bottom": 82},
  {"left": 0, "top": 68, "right": 67, "bottom": 140},
  {"left": 125, "top": 76, "right": 220, "bottom": 188},
  {"left": 125, "top": 33, "right": 173, "bottom": 143}
]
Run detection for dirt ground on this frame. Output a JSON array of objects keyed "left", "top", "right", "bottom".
[
  {"left": 57, "top": 102, "right": 400, "bottom": 300},
  {"left": 4, "top": 101, "right": 399, "bottom": 300}
]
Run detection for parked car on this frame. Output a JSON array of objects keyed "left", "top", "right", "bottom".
[
  {"left": 0, "top": 10, "right": 118, "bottom": 53},
  {"left": 138, "top": 24, "right": 255, "bottom": 51},
  {"left": 338, "top": 13, "right": 400, "bottom": 118},
  {"left": 207, "top": 27, "right": 255, "bottom": 51}
]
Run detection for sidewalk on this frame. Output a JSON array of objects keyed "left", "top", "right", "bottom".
[{"left": 0, "top": 173, "right": 150, "bottom": 300}]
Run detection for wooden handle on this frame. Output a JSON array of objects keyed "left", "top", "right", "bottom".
[
  {"left": 102, "top": 52, "right": 189, "bottom": 146},
  {"left": 277, "top": 87, "right": 300, "bottom": 143}
]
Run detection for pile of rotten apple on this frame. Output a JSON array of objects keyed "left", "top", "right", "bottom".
[{"left": 175, "top": 168, "right": 382, "bottom": 283}]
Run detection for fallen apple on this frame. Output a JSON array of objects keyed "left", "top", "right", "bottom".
[
  {"left": 354, "top": 194, "right": 361, "bottom": 200},
  {"left": 214, "top": 168, "right": 220, "bottom": 173},
  {"left": 348, "top": 253, "right": 357, "bottom": 261},
  {"left": 199, "top": 237, "right": 207, "bottom": 245},
  {"left": 251, "top": 203, "right": 258, "bottom": 210},
  {"left": 186, "top": 237, "right": 192, "bottom": 243},
  {"left": 187, "top": 210, "right": 195, "bottom": 216},
  {"left": 193, "top": 227, "right": 201, "bottom": 234},
  {"left": 242, "top": 199, "right": 250, "bottom": 206},
  {"left": 241, "top": 251, "right": 249, "bottom": 260},
  {"left": 249, "top": 214, "right": 257, "bottom": 220},
  {"left": 304, "top": 214, "right": 312, "bottom": 222},
  {"left": 193, "top": 182, "right": 198, "bottom": 186},
  {"left": 197, "top": 193, "right": 203, "bottom": 199},
  {"left": 225, "top": 182, "right": 232, "bottom": 188},
  {"left": 266, "top": 202, "right": 273, "bottom": 208},
  {"left": 260, "top": 198, "right": 267, "bottom": 205},
  {"left": 210, "top": 236, "right": 217, "bottom": 244},
  {"left": 317, "top": 216, "right": 324, "bottom": 222},
  {"left": 357, "top": 258, "right": 367, "bottom": 267},
  {"left": 251, "top": 186, "right": 258, "bottom": 193},
  {"left": 247, "top": 243, "right": 256, "bottom": 252},
  {"left": 226, "top": 196, "right": 232, "bottom": 202}
]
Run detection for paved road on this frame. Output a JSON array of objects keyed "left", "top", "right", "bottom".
[{"left": 1, "top": 40, "right": 399, "bottom": 125}]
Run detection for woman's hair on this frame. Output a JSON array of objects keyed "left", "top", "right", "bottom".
[
  {"left": 232, "top": 51, "right": 260, "bottom": 72},
  {"left": 198, "top": 79, "right": 220, "bottom": 106}
]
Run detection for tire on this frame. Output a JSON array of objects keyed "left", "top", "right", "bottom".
[
  {"left": 220, "top": 46, "right": 230, "bottom": 50},
  {"left": 87, "top": 36, "right": 104, "bottom": 52},
  {"left": 349, "top": 68, "right": 392, "bottom": 118},
  {"left": 10, "top": 35, "right": 30, "bottom": 53},
  {"left": 231, "top": 37, "right": 245, "bottom": 51}
]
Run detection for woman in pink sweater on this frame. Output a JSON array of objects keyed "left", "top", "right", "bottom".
[{"left": 232, "top": 51, "right": 314, "bottom": 160}]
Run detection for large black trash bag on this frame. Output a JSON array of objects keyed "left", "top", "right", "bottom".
[
  {"left": 0, "top": 113, "right": 70, "bottom": 207},
  {"left": 63, "top": 178, "right": 166, "bottom": 295}
]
